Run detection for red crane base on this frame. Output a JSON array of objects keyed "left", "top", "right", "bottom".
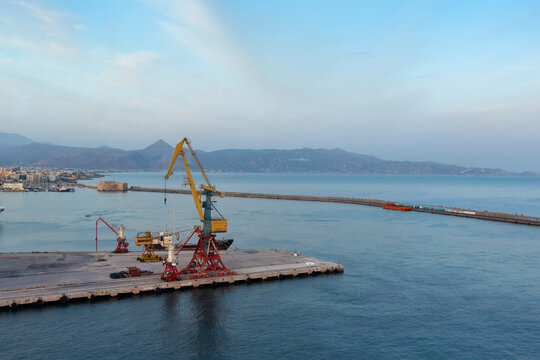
[
  {"left": 179, "top": 233, "right": 236, "bottom": 279},
  {"left": 114, "top": 241, "right": 129, "bottom": 253},
  {"left": 162, "top": 262, "right": 181, "bottom": 282}
]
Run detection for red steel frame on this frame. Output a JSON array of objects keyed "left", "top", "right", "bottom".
[
  {"left": 179, "top": 233, "right": 236, "bottom": 279},
  {"left": 161, "top": 227, "right": 199, "bottom": 281},
  {"left": 95, "top": 217, "right": 128, "bottom": 253},
  {"left": 161, "top": 262, "right": 181, "bottom": 282},
  {"left": 161, "top": 228, "right": 236, "bottom": 281},
  {"left": 114, "top": 240, "right": 129, "bottom": 253}
]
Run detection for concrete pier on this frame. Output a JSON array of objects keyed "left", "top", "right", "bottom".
[{"left": 0, "top": 250, "right": 343, "bottom": 310}]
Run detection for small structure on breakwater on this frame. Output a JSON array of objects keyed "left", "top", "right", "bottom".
[{"left": 97, "top": 181, "right": 128, "bottom": 192}]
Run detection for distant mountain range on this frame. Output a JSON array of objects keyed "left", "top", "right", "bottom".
[
  {"left": 0, "top": 132, "right": 534, "bottom": 175},
  {"left": 0, "top": 132, "right": 33, "bottom": 148}
]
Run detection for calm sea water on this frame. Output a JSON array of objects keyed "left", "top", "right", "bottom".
[{"left": 1, "top": 173, "right": 540, "bottom": 359}]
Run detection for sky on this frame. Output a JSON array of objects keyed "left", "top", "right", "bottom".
[{"left": 0, "top": 0, "right": 539, "bottom": 172}]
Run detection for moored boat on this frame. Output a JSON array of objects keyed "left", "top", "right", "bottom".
[
  {"left": 383, "top": 202, "right": 411, "bottom": 211},
  {"left": 179, "top": 238, "right": 234, "bottom": 251}
]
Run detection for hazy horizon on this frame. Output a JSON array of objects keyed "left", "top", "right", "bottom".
[
  {"left": 2, "top": 131, "right": 535, "bottom": 174},
  {"left": 1, "top": 1, "right": 539, "bottom": 172}
]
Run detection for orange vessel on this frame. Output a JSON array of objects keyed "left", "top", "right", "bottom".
[{"left": 383, "top": 202, "right": 412, "bottom": 211}]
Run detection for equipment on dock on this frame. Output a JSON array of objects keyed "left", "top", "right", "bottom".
[
  {"left": 95, "top": 217, "right": 129, "bottom": 253},
  {"left": 135, "top": 231, "right": 163, "bottom": 262},
  {"left": 109, "top": 267, "right": 153, "bottom": 279},
  {"left": 163, "top": 137, "right": 236, "bottom": 281},
  {"left": 383, "top": 202, "right": 411, "bottom": 211}
]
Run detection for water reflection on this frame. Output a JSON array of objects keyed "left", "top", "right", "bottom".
[
  {"left": 191, "top": 288, "right": 226, "bottom": 358},
  {"left": 161, "top": 287, "right": 227, "bottom": 357}
]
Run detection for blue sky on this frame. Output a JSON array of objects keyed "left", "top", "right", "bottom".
[{"left": 1, "top": 0, "right": 539, "bottom": 171}]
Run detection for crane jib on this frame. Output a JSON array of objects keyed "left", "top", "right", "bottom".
[{"left": 165, "top": 138, "right": 227, "bottom": 234}]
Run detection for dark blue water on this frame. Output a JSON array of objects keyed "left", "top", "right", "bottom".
[{"left": 1, "top": 173, "right": 540, "bottom": 359}]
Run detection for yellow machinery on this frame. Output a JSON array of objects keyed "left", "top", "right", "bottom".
[{"left": 135, "top": 231, "right": 163, "bottom": 262}]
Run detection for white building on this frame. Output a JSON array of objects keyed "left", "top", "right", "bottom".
[{"left": 1, "top": 183, "right": 25, "bottom": 191}]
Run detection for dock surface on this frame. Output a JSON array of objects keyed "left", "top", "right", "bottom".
[{"left": 0, "top": 250, "right": 343, "bottom": 309}]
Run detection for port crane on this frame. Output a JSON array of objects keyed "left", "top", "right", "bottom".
[
  {"left": 95, "top": 217, "right": 128, "bottom": 253},
  {"left": 162, "top": 137, "right": 235, "bottom": 281}
]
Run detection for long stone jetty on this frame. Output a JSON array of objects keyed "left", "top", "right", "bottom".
[{"left": 125, "top": 186, "right": 540, "bottom": 227}]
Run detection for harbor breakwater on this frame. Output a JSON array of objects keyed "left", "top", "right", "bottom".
[{"left": 79, "top": 184, "right": 540, "bottom": 226}]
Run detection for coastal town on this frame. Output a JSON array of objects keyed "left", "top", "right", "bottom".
[{"left": 0, "top": 167, "right": 102, "bottom": 192}]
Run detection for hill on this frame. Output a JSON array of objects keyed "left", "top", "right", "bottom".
[
  {"left": 0, "top": 132, "right": 33, "bottom": 148},
  {"left": 0, "top": 134, "right": 532, "bottom": 175}
]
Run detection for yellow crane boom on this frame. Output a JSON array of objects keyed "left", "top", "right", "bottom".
[{"left": 165, "top": 138, "right": 226, "bottom": 233}]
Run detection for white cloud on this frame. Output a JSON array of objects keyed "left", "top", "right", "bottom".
[
  {"left": 153, "top": 1, "right": 250, "bottom": 78},
  {"left": 0, "top": 36, "right": 40, "bottom": 53},
  {"left": 47, "top": 41, "right": 77, "bottom": 57},
  {"left": 113, "top": 51, "right": 160, "bottom": 70},
  {"left": 175, "top": 0, "right": 217, "bottom": 35},
  {"left": 0, "top": 56, "right": 13, "bottom": 65},
  {"left": 0, "top": 1, "right": 79, "bottom": 58},
  {"left": 12, "top": 0, "right": 62, "bottom": 26}
]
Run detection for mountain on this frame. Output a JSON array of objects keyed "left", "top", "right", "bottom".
[
  {"left": 194, "top": 148, "right": 385, "bottom": 173},
  {"left": 194, "top": 149, "right": 518, "bottom": 175},
  {"left": 0, "top": 132, "right": 33, "bottom": 147},
  {"left": 127, "top": 140, "right": 174, "bottom": 170},
  {"left": 0, "top": 134, "right": 533, "bottom": 175}
]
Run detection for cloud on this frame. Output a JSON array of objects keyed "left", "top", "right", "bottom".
[
  {"left": 174, "top": 0, "right": 217, "bottom": 35},
  {"left": 47, "top": 41, "right": 77, "bottom": 57},
  {"left": 101, "top": 50, "right": 162, "bottom": 89},
  {"left": 113, "top": 51, "right": 160, "bottom": 70},
  {"left": 0, "top": 54, "right": 13, "bottom": 65},
  {"left": 0, "top": 0, "right": 79, "bottom": 58},
  {"left": 0, "top": 36, "right": 40, "bottom": 54},
  {"left": 455, "top": 104, "right": 513, "bottom": 115},
  {"left": 12, "top": 0, "right": 62, "bottom": 26},
  {"left": 0, "top": 34, "right": 77, "bottom": 58},
  {"left": 152, "top": 1, "right": 250, "bottom": 78}
]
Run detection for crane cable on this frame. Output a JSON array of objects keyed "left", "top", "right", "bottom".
[
  {"left": 172, "top": 185, "right": 177, "bottom": 235},
  {"left": 211, "top": 202, "right": 225, "bottom": 219}
]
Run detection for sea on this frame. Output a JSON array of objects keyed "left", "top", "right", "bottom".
[{"left": 1, "top": 172, "right": 540, "bottom": 359}]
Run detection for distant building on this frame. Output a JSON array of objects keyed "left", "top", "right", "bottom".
[
  {"left": 1, "top": 183, "right": 25, "bottom": 191},
  {"left": 97, "top": 181, "right": 128, "bottom": 192},
  {"left": 0, "top": 168, "right": 13, "bottom": 177}
]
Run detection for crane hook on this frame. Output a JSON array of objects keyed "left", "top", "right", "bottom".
[{"left": 164, "top": 178, "right": 167, "bottom": 204}]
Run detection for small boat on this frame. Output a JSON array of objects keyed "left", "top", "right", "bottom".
[
  {"left": 383, "top": 202, "right": 411, "bottom": 211},
  {"left": 85, "top": 214, "right": 91, "bottom": 218},
  {"left": 0, "top": 207, "right": 4, "bottom": 214}
]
